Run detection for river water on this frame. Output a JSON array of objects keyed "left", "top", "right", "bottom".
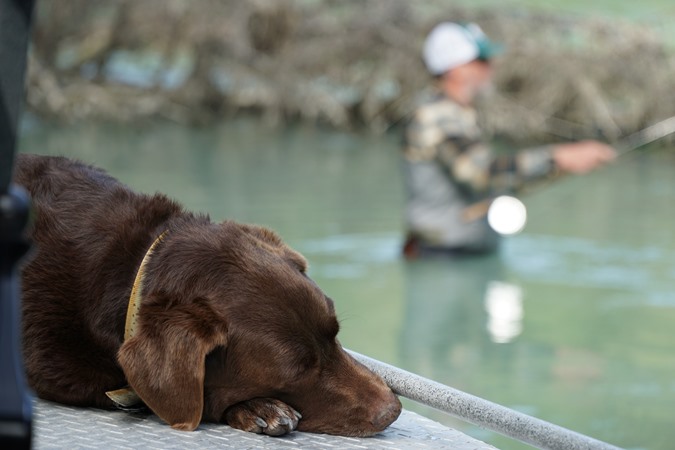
[{"left": 19, "top": 118, "right": 675, "bottom": 450}]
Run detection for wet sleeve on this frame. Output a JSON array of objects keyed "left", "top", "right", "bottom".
[
  {"left": 404, "top": 102, "right": 555, "bottom": 195},
  {"left": 515, "top": 145, "right": 557, "bottom": 179},
  {"left": 446, "top": 141, "right": 555, "bottom": 195}
]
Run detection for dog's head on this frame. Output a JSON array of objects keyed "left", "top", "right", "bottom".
[{"left": 117, "top": 220, "right": 401, "bottom": 436}]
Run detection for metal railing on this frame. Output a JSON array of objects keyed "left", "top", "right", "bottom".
[{"left": 347, "top": 350, "right": 623, "bottom": 450}]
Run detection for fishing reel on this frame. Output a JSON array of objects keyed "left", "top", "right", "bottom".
[{"left": 486, "top": 195, "right": 527, "bottom": 235}]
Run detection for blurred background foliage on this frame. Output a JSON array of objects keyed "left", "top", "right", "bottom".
[{"left": 27, "top": 0, "right": 675, "bottom": 143}]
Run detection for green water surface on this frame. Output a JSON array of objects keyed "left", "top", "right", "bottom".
[{"left": 19, "top": 119, "right": 675, "bottom": 450}]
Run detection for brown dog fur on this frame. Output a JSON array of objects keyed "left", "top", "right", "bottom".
[{"left": 14, "top": 154, "right": 401, "bottom": 436}]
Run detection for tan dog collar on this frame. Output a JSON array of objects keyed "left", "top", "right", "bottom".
[{"left": 105, "top": 231, "right": 168, "bottom": 408}]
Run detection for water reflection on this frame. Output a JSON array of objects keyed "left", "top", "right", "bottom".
[
  {"left": 400, "top": 254, "right": 511, "bottom": 372},
  {"left": 398, "top": 253, "right": 533, "bottom": 447},
  {"left": 485, "top": 280, "right": 524, "bottom": 344}
]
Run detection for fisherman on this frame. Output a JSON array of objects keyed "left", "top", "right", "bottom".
[{"left": 402, "top": 22, "right": 615, "bottom": 258}]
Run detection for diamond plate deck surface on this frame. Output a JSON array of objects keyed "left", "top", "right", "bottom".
[{"left": 33, "top": 399, "right": 497, "bottom": 449}]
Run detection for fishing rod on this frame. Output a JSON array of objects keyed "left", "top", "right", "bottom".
[{"left": 464, "top": 114, "right": 675, "bottom": 235}]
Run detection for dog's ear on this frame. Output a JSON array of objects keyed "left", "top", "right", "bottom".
[{"left": 117, "top": 295, "right": 227, "bottom": 431}]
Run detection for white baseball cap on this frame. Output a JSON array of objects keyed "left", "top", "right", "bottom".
[{"left": 423, "top": 22, "right": 503, "bottom": 75}]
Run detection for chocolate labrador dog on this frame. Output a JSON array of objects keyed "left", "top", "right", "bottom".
[{"left": 14, "top": 154, "right": 401, "bottom": 436}]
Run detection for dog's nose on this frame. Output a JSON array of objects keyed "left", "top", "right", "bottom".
[{"left": 372, "top": 395, "right": 402, "bottom": 430}]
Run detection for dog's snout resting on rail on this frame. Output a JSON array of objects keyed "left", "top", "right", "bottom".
[{"left": 14, "top": 154, "right": 401, "bottom": 437}]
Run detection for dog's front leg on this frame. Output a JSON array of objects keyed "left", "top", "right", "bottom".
[{"left": 224, "top": 398, "right": 302, "bottom": 436}]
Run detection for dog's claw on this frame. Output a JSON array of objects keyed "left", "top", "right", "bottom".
[
  {"left": 293, "top": 409, "right": 302, "bottom": 420},
  {"left": 255, "top": 417, "right": 268, "bottom": 428}
]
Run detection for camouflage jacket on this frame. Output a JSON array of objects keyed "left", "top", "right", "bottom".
[{"left": 402, "top": 92, "right": 554, "bottom": 251}]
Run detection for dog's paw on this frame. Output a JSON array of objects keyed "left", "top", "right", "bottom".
[{"left": 224, "top": 398, "right": 302, "bottom": 436}]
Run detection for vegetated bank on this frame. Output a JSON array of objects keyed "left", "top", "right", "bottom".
[{"left": 28, "top": 0, "right": 675, "bottom": 144}]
